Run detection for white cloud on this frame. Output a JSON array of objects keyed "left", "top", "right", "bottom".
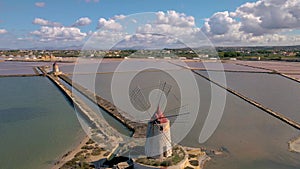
[
  {"left": 97, "top": 18, "right": 123, "bottom": 31},
  {"left": 72, "top": 17, "right": 92, "bottom": 27},
  {"left": 119, "top": 33, "right": 183, "bottom": 49},
  {"left": 233, "top": 0, "right": 300, "bottom": 35},
  {"left": 33, "top": 18, "right": 61, "bottom": 27},
  {"left": 0, "top": 29, "right": 7, "bottom": 34},
  {"left": 202, "top": 11, "right": 239, "bottom": 35},
  {"left": 155, "top": 10, "right": 195, "bottom": 27},
  {"left": 137, "top": 11, "right": 199, "bottom": 36},
  {"left": 84, "top": 30, "right": 127, "bottom": 50},
  {"left": 112, "top": 15, "right": 126, "bottom": 20},
  {"left": 136, "top": 11, "right": 208, "bottom": 47},
  {"left": 90, "top": 11, "right": 209, "bottom": 49},
  {"left": 35, "top": 2, "right": 45, "bottom": 8},
  {"left": 202, "top": 0, "right": 300, "bottom": 45},
  {"left": 131, "top": 19, "right": 137, "bottom": 23},
  {"left": 31, "top": 26, "right": 87, "bottom": 42}
]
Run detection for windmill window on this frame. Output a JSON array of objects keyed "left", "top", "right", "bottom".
[{"left": 160, "top": 126, "right": 164, "bottom": 131}]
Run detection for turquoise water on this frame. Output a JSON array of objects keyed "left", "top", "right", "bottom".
[{"left": 0, "top": 77, "right": 83, "bottom": 169}]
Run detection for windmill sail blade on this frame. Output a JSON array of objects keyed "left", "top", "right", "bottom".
[
  {"left": 159, "top": 81, "right": 172, "bottom": 97},
  {"left": 149, "top": 112, "right": 190, "bottom": 123},
  {"left": 139, "top": 105, "right": 190, "bottom": 123},
  {"left": 164, "top": 104, "right": 189, "bottom": 115},
  {"left": 157, "top": 81, "right": 172, "bottom": 108},
  {"left": 129, "top": 87, "right": 150, "bottom": 111}
]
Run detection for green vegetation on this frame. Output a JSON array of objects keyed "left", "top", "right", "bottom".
[
  {"left": 59, "top": 139, "right": 105, "bottom": 169},
  {"left": 136, "top": 146, "right": 185, "bottom": 167},
  {"left": 86, "top": 139, "right": 95, "bottom": 145},
  {"left": 218, "top": 51, "right": 241, "bottom": 58},
  {"left": 81, "top": 145, "right": 94, "bottom": 150},
  {"left": 60, "top": 151, "right": 94, "bottom": 169},
  {"left": 91, "top": 147, "right": 103, "bottom": 156},
  {"left": 74, "top": 151, "right": 85, "bottom": 158},
  {"left": 60, "top": 160, "right": 94, "bottom": 169},
  {"left": 189, "top": 160, "right": 199, "bottom": 166},
  {"left": 217, "top": 47, "right": 300, "bottom": 61},
  {"left": 188, "top": 154, "right": 197, "bottom": 158},
  {"left": 2, "top": 46, "right": 300, "bottom": 61}
]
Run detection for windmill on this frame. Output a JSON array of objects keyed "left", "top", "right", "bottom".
[{"left": 130, "top": 81, "right": 189, "bottom": 159}]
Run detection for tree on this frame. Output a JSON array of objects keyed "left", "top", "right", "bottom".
[{"left": 224, "top": 51, "right": 238, "bottom": 58}]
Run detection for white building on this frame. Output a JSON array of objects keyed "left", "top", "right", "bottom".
[{"left": 145, "top": 107, "right": 172, "bottom": 159}]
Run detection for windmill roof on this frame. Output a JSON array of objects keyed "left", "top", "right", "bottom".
[{"left": 154, "top": 106, "right": 168, "bottom": 123}]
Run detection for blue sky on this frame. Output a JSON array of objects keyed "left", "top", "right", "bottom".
[
  {"left": 0, "top": 0, "right": 255, "bottom": 31},
  {"left": 0, "top": 0, "right": 299, "bottom": 49}
]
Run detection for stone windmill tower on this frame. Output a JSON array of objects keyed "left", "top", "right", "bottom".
[
  {"left": 145, "top": 106, "right": 172, "bottom": 159},
  {"left": 130, "top": 82, "right": 188, "bottom": 159},
  {"left": 52, "top": 62, "right": 62, "bottom": 75}
]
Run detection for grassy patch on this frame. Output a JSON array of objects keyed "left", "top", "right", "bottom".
[{"left": 136, "top": 146, "right": 185, "bottom": 167}]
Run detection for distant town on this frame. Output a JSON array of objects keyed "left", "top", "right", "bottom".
[{"left": 1, "top": 45, "right": 300, "bottom": 62}]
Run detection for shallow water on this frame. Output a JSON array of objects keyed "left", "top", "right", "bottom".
[
  {"left": 0, "top": 61, "right": 49, "bottom": 75},
  {"left": 0, "top": 77, "right": 83, "bottom": 169},
  {"left": 186, "top": 73, "right": 300, "bottom": 169},
  {"left": 70, "top": 60, "right": 300, "bottom": 169},
  {"left": 195, "top": 70, "right": 300, "bottom": 124},
  {"left": 2, "top": 61, "right": 299, "bottom": 169}
]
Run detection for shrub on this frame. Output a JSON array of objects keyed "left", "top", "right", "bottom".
[
  {"left": 160, "top": 160, "right": 172, "bottom": 166},
  {"left": 91, "top": 148, "right": 102, "bottom": 156},
  {"left": 86, "top": 139, "right": 94, "bottom": 145},
  {"left": 189, "top": 160, "right": 199, "bottom": 166}
]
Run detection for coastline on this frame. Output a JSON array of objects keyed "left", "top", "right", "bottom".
[{"left": 52, "top": 136, "right": 90, "bottom": 169}]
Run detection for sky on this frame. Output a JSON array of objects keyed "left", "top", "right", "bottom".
[{"left": 0, "top": 0, "right": 299, "bottom": 49}]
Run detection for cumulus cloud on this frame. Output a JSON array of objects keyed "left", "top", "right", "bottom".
[
  {"left": 72, "top": 17, "right": 92, "bottom": 27},
  {"left": 89, "top": 11, "right": 210, "bottom": 49},
  {"left": 33, "top": 18, "right": 61, "bottom": 27},
  {"left": 31, "top": 26, "right": 87, "bottom": 42},
  {"left": 97, "top": 18, "right": 123, "bottom": 31},
  {"left": 118, "top": 33, "right": 184, "bottom": 49},
  {"left": 35, "top": 2, "right": 45, "bottom": 8},
  {"left": 136, "top": 10, "right": 209, "bottom": 47},
  {"left": 112, "top": 15, "right": 126, "bottom": 20},
  {"left": 155, "top": 10, "right": 195, "bottom": 27},
  {"left": 235, "top": 0, "right": 300, "bottom": 34},
  {"left": 88, "top": 30, "right": 127, "bottom": 49},
  {"left": 202, "top": 11, "right": 240, "bottom": 35},
  {"left": 202, "top": 0, "right": 300, "bottom": 45},
  {"left": 137, "top": 11, "right": 199, "bottom": 36},
  {"left": 0, "top": 29, "right": 7, "bottom": 34}
]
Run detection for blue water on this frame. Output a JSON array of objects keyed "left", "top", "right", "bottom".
[
  {"left": 1, "top": 61, "right": 300, "bottom": 169},
  {"left": 0, "top": 77, "right": 84, "bottom": 169}
]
